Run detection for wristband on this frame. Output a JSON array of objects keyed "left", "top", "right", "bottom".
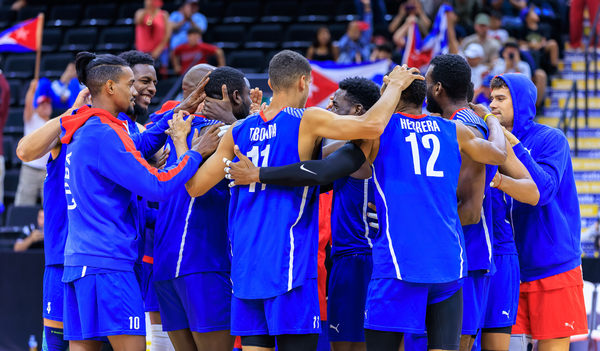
[{"left": 484, "top": 113, "right": 494, "bottom": 122}]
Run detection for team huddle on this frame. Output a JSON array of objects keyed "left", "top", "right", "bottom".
[{"left": 19, "top": 49, "right": 586, "bottom": 351}]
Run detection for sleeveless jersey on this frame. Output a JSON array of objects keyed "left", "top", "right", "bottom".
[
  {"left": 154, "top": 117, "right": 230, "bottom": 281},
  {"left": 452, "top": 108, "right": 497, "bottom": 273},
  {"left": 43, "top": 147, "right": 68, "bottom": 266},
  {"left": 491, "top": 188, "right": 517, "bottom": 255},
  {"left": 330, "top": 176, "right": 376, "bottom": 258},
  {"left": 371, "top": 112, "right": 466, "bottom": 283},
  {"left": 229, "top": 107, "right": 320, "bottom": 299}
]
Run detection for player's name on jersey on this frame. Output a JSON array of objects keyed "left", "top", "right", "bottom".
[
  {"left": 249, "top": 124, "right": 277, "bottom": 141},
  {"left": 399, "top": 118, "right": 441, "bottom": 134}
]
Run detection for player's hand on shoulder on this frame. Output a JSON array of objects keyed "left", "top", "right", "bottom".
[
  {"left": 176, "top": 74, "right": 210, "bottom": 114},
  {"left": 166, "top": 110, "right": 194, "bottom": 141},
  {"left": 191, "top": 123, "right": 223, "bottom": 159},
  {"left": 223, "top": 145, "right": 260, "bottom": 187},
  {"left": 502, "top": 127, "right": 520, "bottom": 146},
  {"left": 249, "top": 87, "right": 263, "bottom": 115},
  {"left": 386, "top": 65, "right": 424, "bottom": 90},
  {"left": 468, "top": 102, "right": 491, "bottom": 119}
]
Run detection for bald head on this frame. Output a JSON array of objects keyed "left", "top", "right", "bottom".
[{"left": 182, "top": 63, "right": 216, "bottom": 99}]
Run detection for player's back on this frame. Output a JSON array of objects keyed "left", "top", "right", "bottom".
[
  {"left": 372, "top": 112, "right": 465, "bottom": 283},
  {"left": 229, "top": 107, "right": 320, "bottom": 299},
  {"left": 43, "top": 146, "right": 68, "bottom": 266}
]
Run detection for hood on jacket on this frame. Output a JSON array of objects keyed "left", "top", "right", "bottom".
[
  {"left": 496, "top": 73, "right": 537, "bottom": 138},
  {"left": 61, "top": 107, "right": 127, "bottom": 144}
]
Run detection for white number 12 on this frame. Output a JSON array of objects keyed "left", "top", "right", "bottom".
[
  {"left": 404, "top": 133, "right": 444, "bottom": 177},
  {"left": 247, "top": 145, "right": 270, "bottom": 192}
]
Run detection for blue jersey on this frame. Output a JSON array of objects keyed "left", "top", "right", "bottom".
[
  {"left": 491, "top": 188, "right": 517, "bottom": 255},
  {"left": 43, "top": 147, "right": 68, "bottom": 266},
  {"left": 452, "top": 108, "right": 497, "bottom": 273},
  {"left": 154, "top": 117, "right": 230, "bottom": 281},
  {"left": 331, "top": 176, "right": 376, "bottom": 258},
  {"left": 371, "top": 112, "right": 466, "bottom": 283},
  {"left": 229, "top": 108, "right": 320, "bottom": 299}
]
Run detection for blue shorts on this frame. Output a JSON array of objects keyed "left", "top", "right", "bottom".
[
  {"left": 154, "top": 271, "right": 232, "bottom": 333},
  {"left": 404, "top": 333, "right": 428, "bottom": 351},
  {"left": 328, "top": 253, "right": 372, "bottom": 342},
  {"left": 142, "top": 262, "right": 159, "bottom": 312},
  {"left": 462, "top": 271, "right": 491, "bottom": 335},
  {"left": 43, "top": 265, "right": 65, "bottom": 322},
  {"left": 231, "top": 278, "right": 321, "bottom": 336},
  {"left": 483, "top": 254, "right": 519, "bottom": 328},
  {"left": 63, "top": 271, "right": 146, "bottom": 340},
  {"left": 364, "top": 278, "right": 463, "bottom": 333}
]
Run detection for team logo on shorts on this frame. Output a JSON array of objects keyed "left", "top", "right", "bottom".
[
  {"left": 564, "top": 321, "right": 575, "bottom": 330},
  {"left": 330, "top": 323, "right": 340, "bottom": 333},
  {"left": 502, "top": 310, "right": 510, "bottom": 318},
  {"left": 46, "top": 302, "right": 51, "bottom": 314}
]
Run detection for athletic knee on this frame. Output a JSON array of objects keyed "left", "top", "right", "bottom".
[{"left": 43, "top": 326, "right": 69, "bottom": 351}]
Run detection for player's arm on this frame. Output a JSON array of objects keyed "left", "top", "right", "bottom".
[
  {"left": 505, "top": 128, "right": 567, "bottom": 206},
  {"left": 455, "top": 116, "right": 507, "bottom": 165},
  {"left": 224, "top": 142, "right": 366, "bottom": 187},
  {"left": 456, "top": 159, "right": 485, "bottom": 225},
  {"left": 494, "top": 141, "right": 540, "bottom": 205},
  {"left": 185, "top": 123, "right": 236, "bottom": 197},
  {"left": 302, "top": 66, "right": 424, "bottom": 140}
]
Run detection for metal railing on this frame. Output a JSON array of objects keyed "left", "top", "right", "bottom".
[{"left": 558, "top": 81, "right": 579, "bottom": 156}]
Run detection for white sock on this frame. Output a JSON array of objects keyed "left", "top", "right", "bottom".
[{"left": 151, "top": 324, "right": 176, "bottom": 351}]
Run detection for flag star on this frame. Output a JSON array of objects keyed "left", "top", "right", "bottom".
[{"left": 15, "top": 28, "right": 28, "bottom": 41}]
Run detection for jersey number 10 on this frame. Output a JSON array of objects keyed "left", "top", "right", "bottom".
[
  {"left": 405, "top": 133, "right": 444, "bottom": 177},
  {"left": 247, "top": 145, "right": 270, "bottom": 192}
]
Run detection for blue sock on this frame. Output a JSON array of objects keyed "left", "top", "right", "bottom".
[{"left": 42, "top": 326, "right": 69, "bottom": 351}]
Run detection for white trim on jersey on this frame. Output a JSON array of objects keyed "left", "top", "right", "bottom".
[
  {"left": 454, "top": 223, "right": 466, "bottom": 278},
  {"left": 288, "top": 186, "right": 309, "bottom": 291},
  {"left": 362, "top": 179, "right": 373, "bottom": 248},
  {"left": 175, "top": 198, "right": 195, "bottom": 278},
  {"left": 372, "top": 168, "right": 401, "bottom": 279},
  {"left": 481, "top": 205, "right": 492, "bottom": 267},
  {"left": 81, "top": 265, "right": 87, "bottom": 278}
]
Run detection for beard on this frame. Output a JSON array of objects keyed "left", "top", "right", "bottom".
[
  {"left": 426, "top": 89, "right": 443, "bottom": 114},
  {"left": 133, "top": 104, "right": 147, "bottom": 120}
]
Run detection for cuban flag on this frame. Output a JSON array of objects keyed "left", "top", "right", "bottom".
[
  {"left": 0, "top": 17, "right": 41, "bottom": 53},
  {"left": 306, "top": 60, "right": 391, "bottom": 107},
  {"left": 402, "top": 4, "right": 453, "bottom": 69}
]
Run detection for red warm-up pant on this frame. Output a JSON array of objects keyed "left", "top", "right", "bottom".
[{"left": 571, "top": 0, "right": 600, "bottom": 48}]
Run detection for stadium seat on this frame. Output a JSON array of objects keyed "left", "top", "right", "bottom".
[
  {"left": 227, "top": 50, "right": 265, "bottom": 74},
  {"left": 260, "top": 2, "right": 296, "bottom": 23},
  {"left": 5, "top": 108, "right": 24, "bottom": 134},
  {"left": 329, "top": 23, "right": 348, "bottom": 41},
  {"left": 202, "top": 1, "right": 225, "bottom": 24},
  {"left": 283, "top": 24, "right": 318, "bottom": 49},
  {"left": 41, "top": 28, "right": 62, "bottom": 53},
  {"left": 7, "top": 80, "right": 19, "bottom": 106},
  {"left": 0, "top": 6, "right": 15, "bottom": 28},
  {"left": 335, "top": 2, "right": 359, "bottom": 22},
  {"left": 80, "top": 4, "right": 117, "bottom": 26},
  {"left": 40, "top": 53, "right": 73, "bottom": 79},
  {"left": 16, "top": 5, "right": 46, "bottom": 22},
  {"left": 115, "top": 2, "right": 140, "bottom": 25},
  {"left": 5, "top": 205, "right": 40, "bottom": 227},
  {"left": 3, "top": 54, "right": 35, "bottom": 79},
  {"left": 154, "top": 77, "right": 179, "bottom": 104},
  {"left": 245, "top": 24, "right": 282, "bottom": 49},
  {"left": 298, "top": 1, "right": 332, "bottom": 22},
  {"left": 60, "top": 28, "right": 98, "bottom": 52},
  {"left": 3, "top": 136, "right": 13, "bottom": 169},
  {"left": 210, "top": 25, "right": 246, "bottom": 49},
  {"left": 97, "top": 27, "right": 134, "bottom": 52},
  {"left": 223, "top": 1, "right": 260, "bottom": 24},
  {"left": 4, "top": 169, "right": 20, "bottom": 204},
  {"left": 47, "top": 4, "right": 81, "bottom": 27}
]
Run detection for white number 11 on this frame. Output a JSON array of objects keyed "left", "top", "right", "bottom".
[{"left": 247, "top": 145, "right": 270, "bottom": 192}]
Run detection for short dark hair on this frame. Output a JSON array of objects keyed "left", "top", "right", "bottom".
[
  {"left": 401, "top": 78, "right": 426, "bottom": 107},
  {"left": 118, "top": 50, "right": 154, "bottom": 68},
  {"left": 338, "top": 77, "right": 381, "bottom": 111},
  {"left": 490, "top": 76, "right": 508, "bottom": 90},
  {"left": 375, "top": 43, "right": 393, "bottom": 54},
  {"left": 430, "top": 54, "right": 472, "bottom": 101},
  {"left": 268, "top": 50, "right": 312, "bottom": 91},
  {"left": 75, "top": 51, "right": 128, "bottom": 96},
  {"left": 187, "top": 27, "right": 202, "bottom": 36},
  {"left": 204, "top": 66, "right": 247, "bottom": 99}
]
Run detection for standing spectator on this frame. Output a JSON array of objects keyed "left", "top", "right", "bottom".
[
  {"left": 488, "top": 0, "right": 528, "bottom": 36},
  {"left": 338, "top": 0, "right": 373, "bottom": 64},
  {"left": 15, "top": 80, "right": 50, "bottom": 206},
  {"left": 488, "top": 11, "right": 509, "bottom": 43},
  {"left": 306, "top": 27, "right": 339, "bottom": 62},
  {"left": 169, "top": 0, "right": 207, "bottom": 51},
  {"left": 355, "top": 0, "right": 387, "bottom": 29},
  {"left": 388, "top": 0, "right": 431, "bottom": 40},
  {"left": 570, "top": 0, "right": 600, "bottom": 49},
  {"left": 170, "top": 27, "right": 225, "bottom": 75},
  {"left": 135, "top": 0, "right": 171, "bottom": 73},
  {"left": 13, "top": 208, "right": 44, "bottom": 252},
  {"left": 519, "top": 5, "right": 558, "bottom": 75},
  {"left": 35, "top": 62, "right": 81, "bottom": 110},
  {"left": 464, "top": 43, "right": 489, "bottom": 92},
  {"left": 461, "top": 13, "right": 502, "bottom": 66},
  {"left": 0, "top": 70, "right": 8, "bottom": 210}
]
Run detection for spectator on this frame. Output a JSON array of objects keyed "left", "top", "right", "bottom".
[
  {"left": 488, "top": 11, "right": 509, "bottom": 44},
  {"left": 169, "top": 0, "right": 208, "bottom": 51},
  {"left": 370, "top": 42, "right": 394, "bottom": 61},
  {"left": 355, "top": 0, "right": 387, "bottom": 29},
  {"left": 388, "top": 0, "right": 431, "bottom": 39},
  {"left": 452, "top": 0, "right": 482, "bottom": 38},
  {"left": 135, "top": 0, "right": 171, "bottom": 72},
  {"left": 461, "top": 13, "right": 502, "bottom": 66},
  {"left": 0, "top": 70, "right": 8, "bottom": 211},
  {"left": 473, "top": 74, "right": 494, "bottom": 107},
  {"left": 306, "top": 27, "right": 339, "bottom": 62},
  {"left": 35, "top": 62, "right": 81, "bottom": 110},
  {"left": 337, "top": 0, "right": 373, "bottom": 64},
  {"left": 15, "top": 80, "right": 50, "bottom": 206},
  {"left": 519, "top": 5, "right": 558, "bottom": 75},
  {"left": 170, "top": 27, "right": 225, "bottom": 75},
  {"left": 464, "top": 43, "right": 489, "bottom": 92},
  {"left": 570, "top": 0, "right": 599, "bottom": 49},
  {"left": 13, "top": 208, "right": 44, "bottom": 252},
  {"left": 488, "top": 0, "right": 528, "bottom": 36}
]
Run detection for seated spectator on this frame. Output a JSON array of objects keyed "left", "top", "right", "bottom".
[
  {"left": 171, "top": 27, "right": 225, "bottom": 75},
  {"left": 35, "top": 62, "right": 81, "bottom": 110},
  {"left": 135, "top": 0, "right": 171, "bottom": 72},
  {"left": 169, "top": 0, "right": 207, "bottom": 51},
  {"left": 489, "top": 0, "right": 527, "bottom": 36},
  {"left": 570, "top": 0, "right": 599, "bottom": 49},
  {"left": 370, "top": 42, "right": 394, "bottom": 61},
  {"left": 13, "top": 208, "right": 44, "bottom": 252},
  {"left": 306, "top": 27, "right": 339, "bottom": 62},
  {"left": 464, "top": 43, "right": 489, "bottom": 92},
  {"left": 519, "top": 5, "right": 558, "bottom": 75},
  {"left": 337, "top": 0, "right": 373, "bottom": 64},
  {"left": 15, "top": 80, "right": 50, "bottom": 206},
  {"left": 461, "top": 13, "right": 502, "bottom": 66},
  {"left": 388, "top": 0, "right": 431, "bottom": 39},
  {"left": 488, "top": 11, "right": 509, "bottom": 44}
]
